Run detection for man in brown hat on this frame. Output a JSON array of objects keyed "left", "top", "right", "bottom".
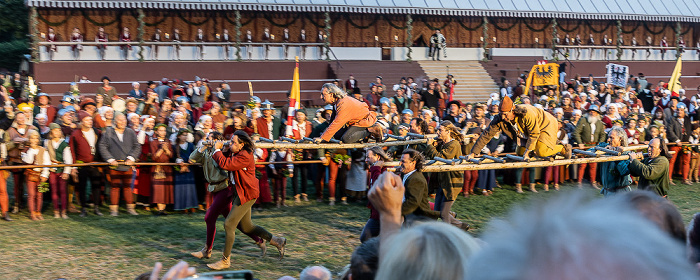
[{"left": 467, "top": 96, "right": 572, "bottom": 161}]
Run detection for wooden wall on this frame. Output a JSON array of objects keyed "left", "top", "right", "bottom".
[{"left": 37, "top": 9, "right": 696, "bottom": 48}]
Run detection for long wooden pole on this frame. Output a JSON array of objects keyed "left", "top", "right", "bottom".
[{"left": 255, "top": 139, "right": 427, "bottom": 149}]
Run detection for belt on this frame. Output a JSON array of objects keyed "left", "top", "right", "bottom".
[{"left": 210, "top": 178, "right": 228, "bottom": 185}]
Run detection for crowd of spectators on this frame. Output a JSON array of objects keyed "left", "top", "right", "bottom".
[{"left": 0, "top": 69, "right": 699, "bottom": 220}]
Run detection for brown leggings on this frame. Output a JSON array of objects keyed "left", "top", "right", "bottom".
[
  {"left": 223, "top": 196, "right": 272, "bottom": 258},
  {"left": 690, "top": 153, "right": 700, "bottom": 181},
  {"left": 109, "top": 170, "right": 133, "bottom": 205}
]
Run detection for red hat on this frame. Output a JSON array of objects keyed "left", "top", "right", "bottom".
[
  {"left": 78, "top": 110, "right": 92, "bottom": 122},
  {"left": 202, "top": 101, "right": 213, "bottom": 113},
  {"left": 80, "top": 97, "right": 96, "bottom": 109},
  {"left": 499, "top": 96, "right": 514, "bottom": 112}
]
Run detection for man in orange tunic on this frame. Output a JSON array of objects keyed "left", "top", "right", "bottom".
[{"left": 313, "top": 83, "right": 383, "bottom": 143}]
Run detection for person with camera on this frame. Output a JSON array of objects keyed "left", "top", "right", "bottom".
[{"left": 207, "top": 130, "right": 287, "bottom": 270}]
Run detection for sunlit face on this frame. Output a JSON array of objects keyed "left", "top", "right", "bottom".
[
  {"left": 648, "top": 138, "right": 661, "bottom": 158},
  {"left": 410, "top": 119, "right": 420, "bottom": 134},
  {"left": 174, "top": 114, "right": 185, "bottom": 126},
  {"left": 29, "top": 133, "right": 40, "bottom": 147},
  {"left": 201, "top": 118, "right": 212, "bottom": 128},
  {"left": 50, "top": 128, "right": 62, "bottom": 139},
  {"left": 211, "top": 104, "right": 220, "bottom": 115},
  {"left": 501, "top": 110, "right": 515, "bottom": 122},
  {"left": 130, "top": 115, "right": 140, "bottom": 127},
  {"left": 649, "top": 127, "right": 659, "bottom": 138},
  {"left": 36, "top": 116, "right": 47, "bottom": 126},
  {"left": 608, "top": 130, "right": 622, "bottom": 147},
  {"left": 115, "top": 115, "right": 127, "bottom": 129},
  {"left": 366, "top": 150, "right": 378, "bottom": 165},
  {"left": 38, "top": 96, "right": 49, "bottom": 106},
  {"left": 84, "top": 105, "right": 96, "bottom": 115},
  {"left": 15, "top": 112, "right": 26, "bottom": 126},
  {"left": 399, "top": 154, "right": 416, "bottom": 173},
  {"left": 127, "top": 102, "right": 137, "bottom": 112},
  {"left": 143, "top": 118, "right": 155, "bottom": 130},
  {"left": 229, "top": 135, "right": 244, "bottom": 153},
  {"left": 437, "top": 126, "right": 450, "bottom": 140},
  {"left": 81, "top": 116, "right": 93, "bottom": 129},
  {"left": 295, "top": 111, "right": 307, "bottom": 122},
  {"left": 156, "top": 126, "right": 167, "bottom": 138},
  {"left": 233, "top": 117, "right": 243, "bottom": 129},
  {"left": 105, "top": 109, "right": 114, "bottom": 120},
  {"left": 320, "top": 88, "right": 336, "bottom": 104}
]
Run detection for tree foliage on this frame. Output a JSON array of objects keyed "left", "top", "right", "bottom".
[{"left": 0, "top": 0, "right": 29, "bottom": 71}]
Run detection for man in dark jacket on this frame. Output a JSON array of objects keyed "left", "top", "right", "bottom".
[
  {"left": 573, "top": 105, "right": 607, "bottom": 188},
  {"left": 98, "top": 112, "right": 141, "bottom": 216},
  {"left": 665, "top": 104, "right": 692, "bottom": 184},
  {"left": 399, "top": 149, "right": 440, "bottom": 220}
]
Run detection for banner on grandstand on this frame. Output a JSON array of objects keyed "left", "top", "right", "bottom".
[
  {"left": 605, "top": 63, "right": 629, "bottom": 88},
  {"left": 523, "top": 62, "right": 559, "bottom": 96}
]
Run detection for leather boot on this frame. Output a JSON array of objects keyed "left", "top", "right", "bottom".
[
  {"left": 543, "top": 184, "right": 549, "bottom": 192},
  {"left": 54, "top": 210, "right": 61, "bottom": 219},
  {"left": 270, "top": 236, "right": 287, "bottom": 260},
  {"left": 3, "top": 212, "right": 13, "bottom": 221},
  {"left": 294, "top": 194, "right": 301, "bottom": 203},
  {"left": 256, "top": 240, "right": 267, "bottom": 258},
  {"left": 29, "top": 212, "right": 39, "bottom": 221},
  {"left": 328, "top": 197, "right": 336, "bottom": 206},
  {"left": 207, "top": 255, "right": 230, "bottom": 270},
  {"left": 126, "top": 204, "right": 139, "bottom": 215},
  {"left": 109, "top": 205, "right": 119, "bottom": 217},
  {"left": 529, "top": 183, "right": 538, "bottom": 193},
  {"left": 11, "top": 203, "right": 18, "bottom": 214},
  {"left": 94, "top": 206, "right": 103, "bottom": 216},
  {"left": 60, "top": 210, "right": 69, "bottom": 219},
  {"left": 79, "top": 208, "right": 87, "bottom": 217},
  {"left": 515, "top": 184, "right": 523, "bottom": 193},
  {"left": 341, "top": 197, "right": 348, "bottom": 205},
  {"left": 190, "top": 246, "right": 212, "bottom": 259},
  {"left": 301, "top": 193, "right": 309, "bottom": 202}
]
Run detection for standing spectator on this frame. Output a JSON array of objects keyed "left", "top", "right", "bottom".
[
  {"left": 269, "top": 148, "right": 293, "bottom": 208},
  {"left": 99, "top": 113, "right": 141, "bottom": 216},
  {"left": 689, "top": 124, "right": 700, "bottom": 183},
  {"left": 345, "top": 74, "right": 360, "bottom": 95},
  {"left": 21, "top": 130, "right": 49, "bottom": 221},
  {"left": 135, "top": 116, "right": 155, "bottom": 210},
  {"left": 7, "top": 112, "right": 36, "bottom": 213},
  {"left": 70, "top": 114, "right": 103, "bottom": 217},
  {"left": 429, "top": 29, "right": 447, "bottom": 60},
  {"left": 151, "top": 124, "right": 174, "bottom": 215},
  {"left": 33, "top": 93, "right": 56, "bottom": 123},
  {"left": 573, "top": 105, "right": 606, "bottom": 188},
  {"left": 420, "top": 82, "right": 442, "bottom": 114},
  {"left": 173, "top": 129, "right": 198, "bottom": 212},
  {"left": 46, "top": 123, "right": 72, "bottom": 219},
  {"left": 289, "top": 110, "right": 312, "bottom": 202},
  {"left": 360, "top": 147, "right": 388, "bottom": 242},
  {"left": 97, "top": 76, "right": 117, "bottom": 107},
  {"left": 256, "top": 100, "right": 282, "bottom": 140}
]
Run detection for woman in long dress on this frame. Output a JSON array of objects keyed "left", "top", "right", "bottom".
[
  {"left": 173, "top": 129, "right": 198, "bottom": 212},
  {"left": 150, "top": 124, "right": 174, "bottom": 215}
]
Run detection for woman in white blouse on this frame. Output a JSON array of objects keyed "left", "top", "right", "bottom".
[{"left": 21, "top": 130, "right": 50, "bottom": 221}]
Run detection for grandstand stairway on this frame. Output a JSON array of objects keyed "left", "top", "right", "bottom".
[
  {"left": 329, "top": 60, "right": 427, "bottom": 94},
  {"left": 417, "top": 60, "right": 499, "bottom": 103}
]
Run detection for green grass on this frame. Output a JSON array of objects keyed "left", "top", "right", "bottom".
[{"left": 1, "top": 178, "right": 699, "bottom": 279}]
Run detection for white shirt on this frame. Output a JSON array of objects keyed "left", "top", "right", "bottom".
[
  {"left": 82, "top": 129, "right": 97, "bottom": 155},
  {"left": 402, "top": 170, "right": 416, "bottom": 203},
  {"left": 590, "top": 122, "right": 596, "bottom": 142},
  {"left": 49, "top": 139, "right": 74, "bottom": 174},
  {"left": 22, "top": 147, "right": 50, "bottom": 178}
]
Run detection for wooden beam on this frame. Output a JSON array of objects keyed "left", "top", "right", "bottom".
[{"left": 255, "top": 139, "right": 428, "bottom": 149}]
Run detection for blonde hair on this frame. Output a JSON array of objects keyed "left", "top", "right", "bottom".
[{"left": 375, "top": 222, "right": 481, "bottom": 280}]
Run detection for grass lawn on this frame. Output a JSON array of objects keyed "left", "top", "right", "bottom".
[{"left": 1, "top": 178, "right": 699, "bottom": 280}]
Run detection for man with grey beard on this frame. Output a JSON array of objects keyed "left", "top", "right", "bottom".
[{"left": 573, "top": 105, "right": 607, "bottom": 189}]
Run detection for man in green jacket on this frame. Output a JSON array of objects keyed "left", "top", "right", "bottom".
[{"left": 628, "top": 137, "right": 671, "bottom": 197}]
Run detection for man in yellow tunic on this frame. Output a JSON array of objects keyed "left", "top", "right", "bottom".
[{"left": 468, "top": 96, "right": 572, "bottom": 161}]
